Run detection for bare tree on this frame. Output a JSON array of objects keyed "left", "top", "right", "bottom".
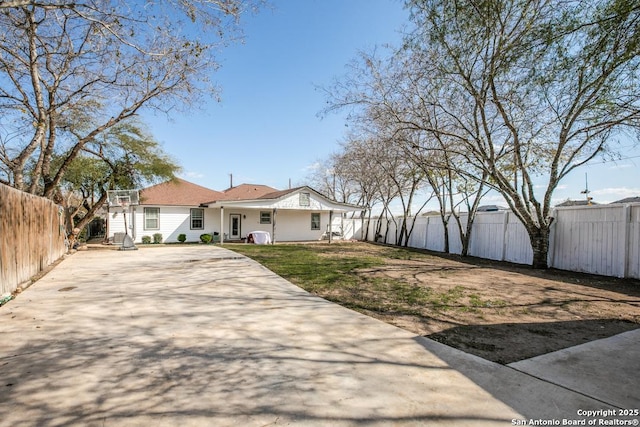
[
  {"left": 333, "top": 138, "right": 387, "bottom": 239},
  {"left": 0, "top": 0, "right": 262, "bottom": 197},
  {"left": 325, "top": 43, "right": 503, "bottom": 259},
  {"left": 307, "top": 153, "right": 362, "bottom": 206},
  {"left": 402, "top": 0, "right": 640, "bottom": 268}
]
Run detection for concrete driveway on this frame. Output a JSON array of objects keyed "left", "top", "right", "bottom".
[{"left": 0, "top": 246, "right": 630, "bottom": 426}]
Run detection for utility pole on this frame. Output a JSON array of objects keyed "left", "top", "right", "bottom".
[{"left": 580, "top": 173, "right": 593, "bottom": 205}]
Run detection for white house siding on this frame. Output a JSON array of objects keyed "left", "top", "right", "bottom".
[
  {"left": 107, "top": 187, "right": 362, "bottom": 244},
  {"left": 227, "top": 210, "right": 264, "bottom": 238},
  {"left": 108, "top": 206, "right": 220, "bottom": 244},
  {"left": 137, "top": 206, "right": 198, "bottom": 243},
  {"left": 271, "top": 210, "right": 329, "bottom": 242},
  {"left": 204, "top": 208, "right": 220, "bottom": 238},
  {"left": 206, "top": 189, "right": 361, "bottom": 242},
  {"left": 218, "top": 209, "right": 276, "bottom": 239},
  {"left": 107, "top": 208, "right": 128, "bottom": 237},
  {"left": 271, "top": 192, "right": 338, "bottom": 211}
]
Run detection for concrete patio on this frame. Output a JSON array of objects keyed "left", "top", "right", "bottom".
[{"left": 0, "top": 246, "right": 635, "bottom": 426}]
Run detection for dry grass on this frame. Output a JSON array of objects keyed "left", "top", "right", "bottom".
[{"left": 229, "top": 241, "right": 640, "bottom": 363}]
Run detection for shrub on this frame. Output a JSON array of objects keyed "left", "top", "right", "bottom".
[
  {"left": 200, "top": 233, "right": 212, "bottom": 244},
  {"left": 177, "top": 233, "right": 187, "bottom": 243},
  {"left": 141, "top": 235, "right": 151, "bottom": 244},
  {"left": 153, "top": 233, "right": 163, "bottom": 244}
]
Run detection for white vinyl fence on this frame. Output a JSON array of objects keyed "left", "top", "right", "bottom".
[{"left": 338, "top": 203, "right": 640, "bottom": 280}]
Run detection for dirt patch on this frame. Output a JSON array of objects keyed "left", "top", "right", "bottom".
[{"left": 323, "top": 243, "right": 640, "bottom": 364}]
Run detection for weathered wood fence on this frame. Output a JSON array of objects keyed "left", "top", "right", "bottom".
[
  {"left": 339, "top": 203, "right": 640, "bottom": 280},
  {"left": 1, "top": 184, "right": 66, "bottom": 295}
]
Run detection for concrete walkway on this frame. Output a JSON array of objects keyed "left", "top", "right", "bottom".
[{"left": 0, "top": 246, "right": 635, "bottom": 426}]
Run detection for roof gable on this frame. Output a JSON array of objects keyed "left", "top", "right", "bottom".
[
  {"left": 257, "top": 187, "right": 302, "bottom": 200},
  {"left": 257, "top": 186, "right": 334, "bottom": 200},
  {"left": 220, "top": 184, "right": 279, "bottom": 200},
  {"left": 140, "top": 178, "right": 224, "bottom": 206}
]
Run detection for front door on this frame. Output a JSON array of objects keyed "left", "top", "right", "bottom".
[{"left": 229, "top": 214, "right": 241, "bottom": 240}]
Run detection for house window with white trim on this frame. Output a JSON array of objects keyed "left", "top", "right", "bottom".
[
  {"left": 191, "top": 208, "right": 204, "bottom": 230},
  {"left": 144, "top": 207, "right": 160, "bottom": 230},
  {"left": 299, "top": 192, "right": 310, "bottom": 207},
  {"left": 260, "top": 211, "right": 271, "bottom": 224},
  {"left": 311, "top": 213, "right": 321, "bottom": 230}
]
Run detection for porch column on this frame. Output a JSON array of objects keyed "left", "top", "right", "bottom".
[
  {"left": 272, "top": 208, "right": 277, "bottom": 244},
  {"left": 329, "top": 210, "right": 334, "bottom": 244},
  {"left": 220, "top": 206, "right": 224, "bottom": 245}
]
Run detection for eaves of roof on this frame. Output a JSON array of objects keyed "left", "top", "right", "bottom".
[{"left": 203, "top": 185, "right": 363, "bottom": 210}]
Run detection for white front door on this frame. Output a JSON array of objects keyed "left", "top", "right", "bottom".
[{"left": 229, "top": 214, "right": 241, "bottom": 239}]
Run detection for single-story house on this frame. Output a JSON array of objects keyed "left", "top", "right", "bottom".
[
  {"left": 555, "top": 199, "right": 599, "bottom": 207},
  {"left": 611, "top": 197, "right": 640, "bottom": 204},
  {"left": 106, "top": 178, "right": 363, "bottom": 244}
]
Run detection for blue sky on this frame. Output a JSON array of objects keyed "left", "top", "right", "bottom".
[
  {"left": 143, "top": 0, "right": 640, "bottom": 208},
  {"left": 144, "top": 0, "right": 409, "bottom": 191}
]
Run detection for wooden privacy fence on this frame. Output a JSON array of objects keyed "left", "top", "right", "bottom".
[
  {"left": 341, "top": 203, "right": 640, "bottom": 279},
  {"left": 0, "top": 184, "right": 66, "bottom": 295}
]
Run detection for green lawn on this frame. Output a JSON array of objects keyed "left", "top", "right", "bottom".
[
  {"left": 228, "top": 242, "right": 383, "bottom": 294},
  {"left": 227, "top": 242, "right": 466, "bottom": 315}
]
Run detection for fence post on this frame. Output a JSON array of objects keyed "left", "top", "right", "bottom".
[
  {"left": 424, "top": 216, "right": 430, "bottom": 250},
  {"left": 547, "top": 208, "right": 557, "bottom": 269},
  {"left": 622, "top": 204, "right": 631, "bottom": 278}
]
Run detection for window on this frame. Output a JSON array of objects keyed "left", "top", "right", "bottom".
[
  {"left": 299, "top": 192, "right": 310, "bottom": 207},
  {"left": 144, "top": 207, "right": 160, "bottom": 230},
  {"left": 260, "top": 211, "right": 271, "bottom": 224},
  {"left": 311, "top": 213, "right": 321, "bottom": 230},
  {"left": 191, "top": 208, "right": 204, "bottom": 230}
]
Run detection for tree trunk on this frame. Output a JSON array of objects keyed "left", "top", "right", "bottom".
[
  {"left": 363, "top": 211, "right": 371, "bottom": 241},
  {"left": 529, "top": 227, "right": 550, "bottom": 269},
  {"left": 73, "top": 191, "right": 109, "bottom": 237},
  {"left": 461, "top": 222, "right": 472, "bottom": 257},
  {"left": 375, "top": 217, "right": 383, "bottom": 242},
  {"left": 442, "top": 217, "right": 450, "bottom": 253},
  {"left": 397, "top": 217, "right": 406, "bottom": 246}
]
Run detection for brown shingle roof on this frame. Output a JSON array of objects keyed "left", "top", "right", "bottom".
[
  {"left": 140, "top": 178, "right": 224, "bottom": 206},
  {"left": 219, "top": 184, "right": 279, "bottom": 200},
  {"left": 257, "top": 186, "right": 305, "bottom": 200},
  {"left": 556, "top": 199, "right": 598, "bottom": 207},
  {"left": 611, "top": 196, "right": 640, "bottom": 204}
]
